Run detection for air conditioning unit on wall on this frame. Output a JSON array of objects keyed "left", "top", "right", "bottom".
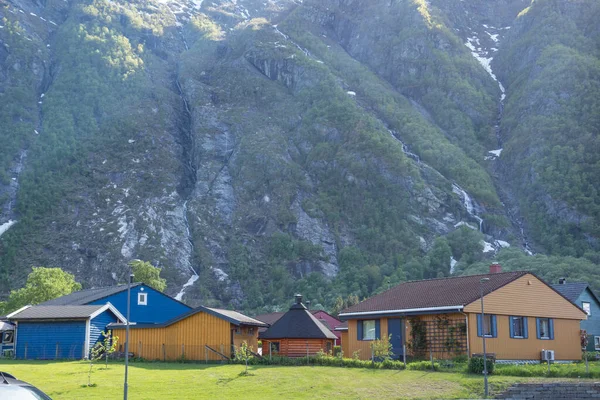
[{"left": 541, "top": 349, "right": 555, "bottom": 361}]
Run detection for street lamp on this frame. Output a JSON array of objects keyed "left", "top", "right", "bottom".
[
  {"left": 480, "top": 277, "right": 490, "bottom": 398},
  {"left": 124, "top": 271, "right": 134, "bottom": 400}
]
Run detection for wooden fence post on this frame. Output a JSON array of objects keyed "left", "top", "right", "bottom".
[
  {"left": 205, "top": 346, "right": 208, "bottom": 364},
  {"left": 55, "top": 342, "right": 59, "bottom": 359},
  {"left": 138, "top": 341, "right": 142, "bottom": 359},
  {"left": 24, "top": 343, "right": 28, "bottom": 359},
  {"left": 162, "top": 343, "right": 166, "bottom": 362},
  {"left": 181, "top": 344, "right": 185, "bottom": 360}
]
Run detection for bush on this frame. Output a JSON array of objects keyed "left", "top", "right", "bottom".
[
  {"left": 333, "top": 346, "right": 342, "bottom": 357},
  {"left": 243, "top": 353, "right": 406, "bottom": 370},
  {"left": 407, "top": 360, "right": 439, "bottom": 371},
  {"left": 468, "top": 356, "right": 495, "bottom": 375}
]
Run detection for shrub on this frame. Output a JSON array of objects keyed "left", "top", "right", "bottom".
[
  {"left": 333, "top": 346, "right": 342, "bottom": 357},
  {"left": 407, "top": 360, "right": 439, "bottom": 371},
  {"left": 468, "top": 356, "right": 495, "bottom": 375}
]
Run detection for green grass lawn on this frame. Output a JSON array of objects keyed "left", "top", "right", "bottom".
[{"left": 0, "top": 360, "right": 593, "bottom": 399}]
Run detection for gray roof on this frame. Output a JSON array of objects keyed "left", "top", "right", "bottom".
[
  {"left": 551, "top": 282, "right": 599, "bottom": 304},
  {"left": 109, "top": 305, "right": 268, "bottom": 329},
  {"left": 40, "top": 283, "right": 142, "bottom": 306},
  {"left": 8, "top": 305, "right": 106, "bottom": 320}
]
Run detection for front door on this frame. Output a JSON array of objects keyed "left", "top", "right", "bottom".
[{"left": 388, "top": 318, "right": 403, "bottom": 359}]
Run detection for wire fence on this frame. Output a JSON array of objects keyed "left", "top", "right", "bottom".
[
  {"left": 115, "top": 342, "right": 233, "bottom": 362},
  {"left": 17, "top": 342, "right": 86, "bottom": 360}
]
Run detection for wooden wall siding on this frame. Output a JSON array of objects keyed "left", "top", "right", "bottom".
[
  {"left": 233, "top": 326, "right": 259, "bottom": 351},
  {"left": 262, "top": 339, "right": 333, "bottom": 358},
  {"left": 345, "top": 318, "right": 389, "bottom": 360},
  {"left": 467, "top": 314, "right": 582, "bottom": 360},
  {"left": 340, "top": 331, "right": 349, "bottom": 357},
  {"left": 464, "top": 274, "right": 587, "bottom": 320},
  {"left": 111, "top": 311, "right": 240, "bottom": 361}
]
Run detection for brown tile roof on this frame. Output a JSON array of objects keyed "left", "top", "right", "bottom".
[{"left": 339, "top": 271, "right": 529, "bottom": 316}]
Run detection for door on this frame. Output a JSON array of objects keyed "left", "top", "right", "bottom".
[{"left": 388, "top": 318, "right": 403, "bottom": 359}]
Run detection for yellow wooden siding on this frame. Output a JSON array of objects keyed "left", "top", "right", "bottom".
[
  {"left": 233, "top": 326, "right": 259, "bottom": 351},
  {"left": 467, "top": 313, "right": 582, "bottom": 360},
  {"left": 111, "top": 311, "right": 256, "bottom": 361},
  {"left": 345, "top": 318, "right": 389, "bottom": 360},
  {"left": 464, "top": 274, "right": 587, "bottom": 319},
  {"left": 340, "top": 331, "right": 349, "bottom": 357}
]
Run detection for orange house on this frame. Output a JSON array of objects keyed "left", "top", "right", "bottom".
[
  {"left": 110, "top": 306, "right": 267, "bottom": 361},
  {"left": 339, "top": 265, "right": 587, "bottom": 362}
]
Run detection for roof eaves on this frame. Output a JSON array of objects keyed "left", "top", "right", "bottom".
[{"left": 339, "top": 305, "right": 464, "bottom": 319}]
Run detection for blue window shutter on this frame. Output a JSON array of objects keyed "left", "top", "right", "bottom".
[
  {"left": 549, "top": 319, "right": 554, "bottom": 340},
  {"left": 536, "top": 318, "right": 541, "bottom": 339},
  {"left": 492, "top": 315, "right": 497, "bottom": 338},
  {"left": 509, "top": 317, "right": 514, "bottom": 338},
  {"left": 375, "top": 320, "right": 381, "bottom": 340},
  {"left": 357, "top": 321, "right": 363, "bottom": 341},
  {"left": 477, "top": 314, "right": 482, "bottom": 337},
  {"left": 523, "top": 318, "right": 529, "bottom": 339}
]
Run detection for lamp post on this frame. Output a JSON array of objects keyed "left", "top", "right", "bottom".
[
  {"left": 124, "top": 271, "right": 134, "bottom": 400},
  {"left": 480, "top": 277, "right": 490, "bottom": 398}
]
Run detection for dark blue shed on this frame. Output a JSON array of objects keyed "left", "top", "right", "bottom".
[
  {"left": 40, "top": 283, "right": 191, "bottom": 324},
  {"left": 7, "top": 303, "right": 126, "bottom": 360}
]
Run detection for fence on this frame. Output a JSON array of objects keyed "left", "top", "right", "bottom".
[
  {"left": 116, "top": 342, "right": 233, "bottom": 362},
  {"left": 17, "top": 342, "right": 86, "bottom": 360}
]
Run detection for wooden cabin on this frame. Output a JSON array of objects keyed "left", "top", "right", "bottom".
[
  {"left": 259, "top": 295, "right": 337, "bottom": 358},
  {"left": 110, "top": 306, "right": 267, "bottom": 361},
  {"left": 255, "top": 309, "right": 344, "bottom": 345},
  {"left": 339, "top": 265, "right": 587, "bottom": 362}
]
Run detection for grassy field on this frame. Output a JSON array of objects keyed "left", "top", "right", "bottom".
[{"left": 0, "top": 360, "right": 594, "bottom": 399}]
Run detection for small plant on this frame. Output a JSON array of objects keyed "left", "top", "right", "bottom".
[
  {"left": 468, "top": 356, "right": 495, "bottom": 375},
  {"left": 86, "top": 330, "right": 119, "bottom": 387},
  {"left": 370, "top": 334, "right": 393, "bottom": 361},
  {"left": 234, "top": 341, "right": 254, "bottom": 375},
  {"left": 352, "top": 350, "right": 361, "bottom": 360}
]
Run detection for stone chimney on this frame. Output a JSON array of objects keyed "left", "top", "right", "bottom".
[
  {"left": 489, "top": 263, "right": 502, "bottom": 274},
  {"left": 295, "top": 293, "right": 303, "bottom": 304},
  {"left": 559, "top": 278, "right": 567, "bottom": 285}
]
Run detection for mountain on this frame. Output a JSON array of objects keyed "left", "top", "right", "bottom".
[{"left": 0, "top": 0, "right": 598, "bottom": 313}]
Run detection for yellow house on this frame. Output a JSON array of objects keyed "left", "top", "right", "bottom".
[
  {"left": 338, "top": 265, "right": 587, "bottom": 362},
  {"left": 110, "top": 306, "right": 267, "bottom": 361}
]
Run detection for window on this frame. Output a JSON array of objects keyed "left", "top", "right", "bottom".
[
  {"left": 137, "top": 292, "right": 147, "bottom": 306},
  {"left": 359, "top": 320, "right": 377, "bottom": 340},
  {"left": 583, "top": 302, "right": 591, "bottom": 316},
  {"left": 2, "top": 331, "right": 14, "bottom": 344},
  {"left": 248, "top": 327, "right": 254, "bottom": 335},
  {"left": 536, "top": 318, "right": 554, "bottom": 340},
  {"left": 595, "top": 337, "right": 600, "bottom": 351},
  {"left": 270, "top": 342, "right": 280, "bottom": 353},
  {"left": 509, "top": 316, "right": 528, "bottom": 339},
  {"left": 234, "top": 327, "right": 241, "bottom": 335},
  {"left": 476, "top": 314, "right": 497, "bottom": 337}
]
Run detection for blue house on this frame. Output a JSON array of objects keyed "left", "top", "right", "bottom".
[
  {"left": 7, "top": 303, "right": 125, "bottom": 359},
  {"left": 552, "top": 279, "right": 600, "bottom": 351},
  {"left": 39, "top": 283, "right": 191, "bottom": 324},
  {"left": 0, "top": 321, "right": 15, "bottom": 358}
]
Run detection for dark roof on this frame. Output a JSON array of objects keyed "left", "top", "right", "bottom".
[
  {"left": 254, "top": 312, "right": 285, "bottom": 326},
  {"left": 259, "top": 301, "right": 337, "bottom": 340},
  {"left": 109, "top": 305, "right": 267, "bottom": 329},
  {"left": 551, "top": 282, "right": 590, "bottom": 303},
  {"left": 39, "top": 283, "right": 143, "bottom": 306},
  {"left": 340, "top": 271, "right": 530, "bottom": 316},
  {"left": 552, "top": 282, "right": 600, "bottom": 304},
  {"left": 334, "top": 321, "right": 348, "bottom": 331},
  {"left": 7, "top": 305, "right": 107, "bottom": 320}
]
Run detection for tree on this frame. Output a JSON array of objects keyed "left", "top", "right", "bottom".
[
  {"left": 1, "top": 267, "right": 81, "bottom": 313},
  {"left": 234, "top": 341, "right": 254, "bottom": 375},
  {"left": 129, "top": 260, "right": 167, "bottom": 292},
  {"left": 428, "top": 237, "right": 452, "bottom": 278}
]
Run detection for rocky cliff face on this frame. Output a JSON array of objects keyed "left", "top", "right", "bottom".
[{"left": 0, "top": 0, "right": 597, "bottom": 311}]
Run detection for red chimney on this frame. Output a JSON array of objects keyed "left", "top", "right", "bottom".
[{"left": 489, "top": 263, "right": 502, "bottom": 274}]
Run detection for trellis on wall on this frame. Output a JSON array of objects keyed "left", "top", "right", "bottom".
[{"left": 407, "top": 316, "right": 467, "bottom": 359}]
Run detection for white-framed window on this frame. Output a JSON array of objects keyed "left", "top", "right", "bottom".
[
  {"left": 595, "top": 336, "right": 600, "bottom": 351},
  {"left": 583, "top": 302, "right": 591, "bottom": 316},
  {"left": 137, "top": 292, "right": 148, "bottom": 306},
  {"left": 2, "top": 331, "right": 14, "bottom": 344},
  {"left": 362, "top": 320, "right": 376, "bottom": 341}
]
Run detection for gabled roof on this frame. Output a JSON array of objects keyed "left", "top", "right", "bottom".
[
  {"left": 259, "top": 300, "right": 337, "bottom": 340},
  {"left": 552, "top": 282, "right": 600, "bottom": 305},
  {"left": 254, "top": 310, "right": 341, "bottom": 326},
  {"left": 108, "top": 305, "right": 267, "bottom": 329},
  {"left": 7, "top": 303, "right": 126, "bottom": 322},
  {"left": 339, "top": 271, "right": 529, "bottom": 317},
  {"left": 39, "top": 283, "right": 143, "bottom": 306}
]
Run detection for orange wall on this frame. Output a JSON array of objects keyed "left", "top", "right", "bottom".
[
  {"left": 233, "top": 325, "right": 259, "bottom": 351},
  {"left": 345, "top": 318, "right": 390, "bottom": 360},
  {"left": 340, "top": 331, "right": 349, "bottom": 357},
  {"left": 464, "top": 274, "right": 587, "bottom": 320},
  {"left": 467, "top": 313, "right": 582, "bottom": 360},
  {"left": 111, "top": 311, "right": 259, "bottom": 361}
]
